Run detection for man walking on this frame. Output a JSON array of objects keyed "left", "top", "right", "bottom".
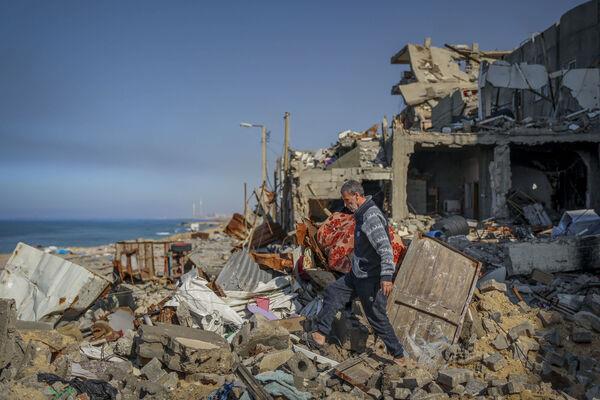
[{"left": 308, "top": 180, "right": 406, "bottom": 363}]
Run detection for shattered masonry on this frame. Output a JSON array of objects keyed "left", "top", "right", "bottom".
[{"left": 0, "top": 1, "right": 599, "bottom": 400}]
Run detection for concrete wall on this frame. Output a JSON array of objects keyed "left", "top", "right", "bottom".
[{"left": 505, "top": 0, "right": 600, "bottom": 119}]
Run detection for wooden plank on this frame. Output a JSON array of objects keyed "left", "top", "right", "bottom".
[
  {"left": 392, "top": 292, "right": 461, "bottom": 325},
  {"left": 334, "top": 354, "right": 380, "bottom": 392},
  {"left": 234, "top": 363, "right": 273, "bottom": 400},
  {"left": 387, "top": 236, "right": 480, "bottom": 361}
]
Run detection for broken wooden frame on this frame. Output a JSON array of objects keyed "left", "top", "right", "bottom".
[
  {"left": 387, "top": 236, "right": 481, "bottom": 362},
  {"left": 114, "top": 240, "right": 172, "bottom": 282}
]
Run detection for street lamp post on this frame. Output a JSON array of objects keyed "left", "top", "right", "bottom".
[{"left": 240, "top": 122, "right": 267, "bottom": 188}]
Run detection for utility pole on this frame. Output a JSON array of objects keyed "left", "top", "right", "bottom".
[
  {"left": 283, "top": 112, "right": 290, "bottom": 172},
  {"left": 261, "top": 125, "right": 267, "bottom": 188},
  {"left": 281, "top": 112, "right": 291, "bottom": 231},
  {"left": 243, "top": 182, "right": 247, "bottom": 219}
]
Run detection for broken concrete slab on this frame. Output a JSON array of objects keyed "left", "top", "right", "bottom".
[
  {"left": 137, "top": 323, "right": 233, "bottom": 374},
  {"left": 476, "top": 266, "right": 506, "bottom": 288},
  {"left": 0, "top": 299, "right": 19, "bottom": 370},
  {"left": 538, "top": 310, "right": 563, "bottom": 327},
  {"left": 436, "top": 368, "right": 472, "bottom": 389},
  {"left": 508, "top": 321, "right": 535, "bottom": 340},
  {"left": 258, "top": 349, "right": 294, "bottom": 373},
  {"left": 479, "top": 279, "right": 507, "bottom": 293},
  {"left": 140, "top": 357, "right": 166, "bottom": 381},
  {"left": 285, "top": 352, "right": 318, "bottom": 380},
  {"left": 483, "top": 353, "right": 507, "bottom": 372},
  {"left": 506, "top": 235, "right": 600, "bottom": 276},
  {"left": 232, "top": 318, "right": 291, "bottom": 357}
]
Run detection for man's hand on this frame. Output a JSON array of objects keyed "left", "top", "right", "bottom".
[{"left": 381, "top": 280, "right": 393, "bottom": 297}]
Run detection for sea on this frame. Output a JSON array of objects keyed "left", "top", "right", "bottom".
[{"left": 0, "top": 219, "right": 202, "bottom": 253}]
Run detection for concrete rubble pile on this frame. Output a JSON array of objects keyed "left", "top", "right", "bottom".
[{"left": 0, "top": 205, "right": 597, "bottom": 400}]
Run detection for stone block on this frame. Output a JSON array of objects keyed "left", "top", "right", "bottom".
[
  {"left": 490, "top": 311, "right": 502, "bottom": 323},
  {"left": 137, "top": 323, "right": 233, "bottom": 374},
  {"left": 538, "top": 310, "right": 563, "bottom": 327},
  {"left": 436, "top": 368, "right": 472, "bottom": 389},
  {"left": 464, "top": 379, "right": 486, "bottom": 396},
  {"left": 157, "top": 371, "right": 178, "bottom": 390},
  {"left": 141, "top": 357, "right": 166, "bottom": 381},
  {"left": 505, "top": 381, "right": 525, "bottom": 394},
  {"left": 483, "top": 353, "right": 506, "bottom": 372},
  {"left": 512, "top": 338, "right": 538, "bottom": 362},
  {"left": 258, "top": 349, "right": 294, "bottom": 373},
  {"left": 449, "top": 384, "right": 465, "bottom": 396},
  {"left": 579, "top": 356, "right": 597, "bottom": 372},
  {"left": 285, "top": 352, "right": 318, "bottom": 380},
  {"left": 487, "top": 387, "right": 503, "bottom": 396},
  {"left": 232, "top": 319, "right": 290, "bottom": 357},
  {"left": 0, "top": 299, "right": 18, "bottom": 369},
  {"left": 584, "top": 293, "right": 600, "bottom": 316},
  {"left": 479, "top": 279, "right": 507, "bottom": 293},
  {"left": 508, "top": 321, "right": 535, "bottom": 340},
  {"left": 491, "top": 333, "right": 510, "bottom": 350},
  {"left": 540, "top": 364, "right": 574, "bottom": 390},
  {"left": 572, "top": 327, "right": 592, "bottom": 343},
  {"left": 574, "top": 311, "right": 600, "bottom": 332},
  {"left": 482, "top": 319, "right": 497, "bottom": 334},
  {"left": 508, "top": 373, "right": 528, "bottom": 384},
  {"left": 544, "top": 351, "right": 565, "bottom": 367},
  {"left": 367, "top": 388, "right": 381, "bottom": 399},
  {"left": 115, "top": 336, "right": 134, "bottom": 357},
  {"left": 426, "top": 382, "right": 444, "bottom": 394},
  {"left": 398, "top": 370, "right": 432, "bottom": 389},
  {"left": 489, "top": 378, "right": 506, "bottom": 387},
  {"left": 393, "top": 387, "right": 411, "bottom": 399}
]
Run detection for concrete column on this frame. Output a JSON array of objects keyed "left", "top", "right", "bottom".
[
  {"left": 478, "top": 147, "right": 494, "bottom": 219},
  {"left": 391, "top": 128, "right": 414, "bottom": 221},
  {"left": 489, "top": 144, "right": 511, "bottom": 218},
  {"left": 576, "top": 146, "right": 600, "bottom": 210}
]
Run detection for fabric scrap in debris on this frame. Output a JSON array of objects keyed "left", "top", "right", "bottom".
[
  {"left": 38, "top": 373, "right": 118, "bottom": 400},
  {"left": 317, "top": 212, "right": 406, "bottom": 273},
  {"left": 256, "top": 371, "right": 312, "bottom": 400}
]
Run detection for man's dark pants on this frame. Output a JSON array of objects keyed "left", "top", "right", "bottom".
[{"left": 315, "top": 272, "right": 404, "bottom": 358}]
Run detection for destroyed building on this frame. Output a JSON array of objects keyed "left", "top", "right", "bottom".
[{"left": 281, "top": 0, "right": 600, "bottom": 226}]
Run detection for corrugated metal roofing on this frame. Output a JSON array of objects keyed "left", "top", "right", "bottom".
[{"left": 215, "top": 249, "right": 276, "bottom": 292}]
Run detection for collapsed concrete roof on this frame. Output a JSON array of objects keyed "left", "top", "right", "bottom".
[{"left": 390, "top": 39, "right": 509, "bottom": 106}]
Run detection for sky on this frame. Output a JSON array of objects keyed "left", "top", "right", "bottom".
[{"left": 0, "top": 0, "right": 586, "bottom": 219}]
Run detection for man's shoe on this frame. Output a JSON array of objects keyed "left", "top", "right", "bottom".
[{"left": 302, "top": 331, "right": 325, "bottom": 350}]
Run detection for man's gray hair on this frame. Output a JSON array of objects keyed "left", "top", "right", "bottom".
[{"left": 340, "top": 180, "right": 364, "bottom": 196}]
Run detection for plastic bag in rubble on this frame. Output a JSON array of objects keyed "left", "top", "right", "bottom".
[
  {"left": 38, "top": 373, "right": 118, "bottom": 400},
  {"left": 165, "top": 268, "right": 243, "bottom": 333},
  {"left": 402, "top": 320, "right": 451, "bottom": 367}
]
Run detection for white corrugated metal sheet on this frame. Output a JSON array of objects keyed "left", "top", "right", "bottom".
[{"left": 0, "top": 242, "right": 111, "bottom": 324}]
